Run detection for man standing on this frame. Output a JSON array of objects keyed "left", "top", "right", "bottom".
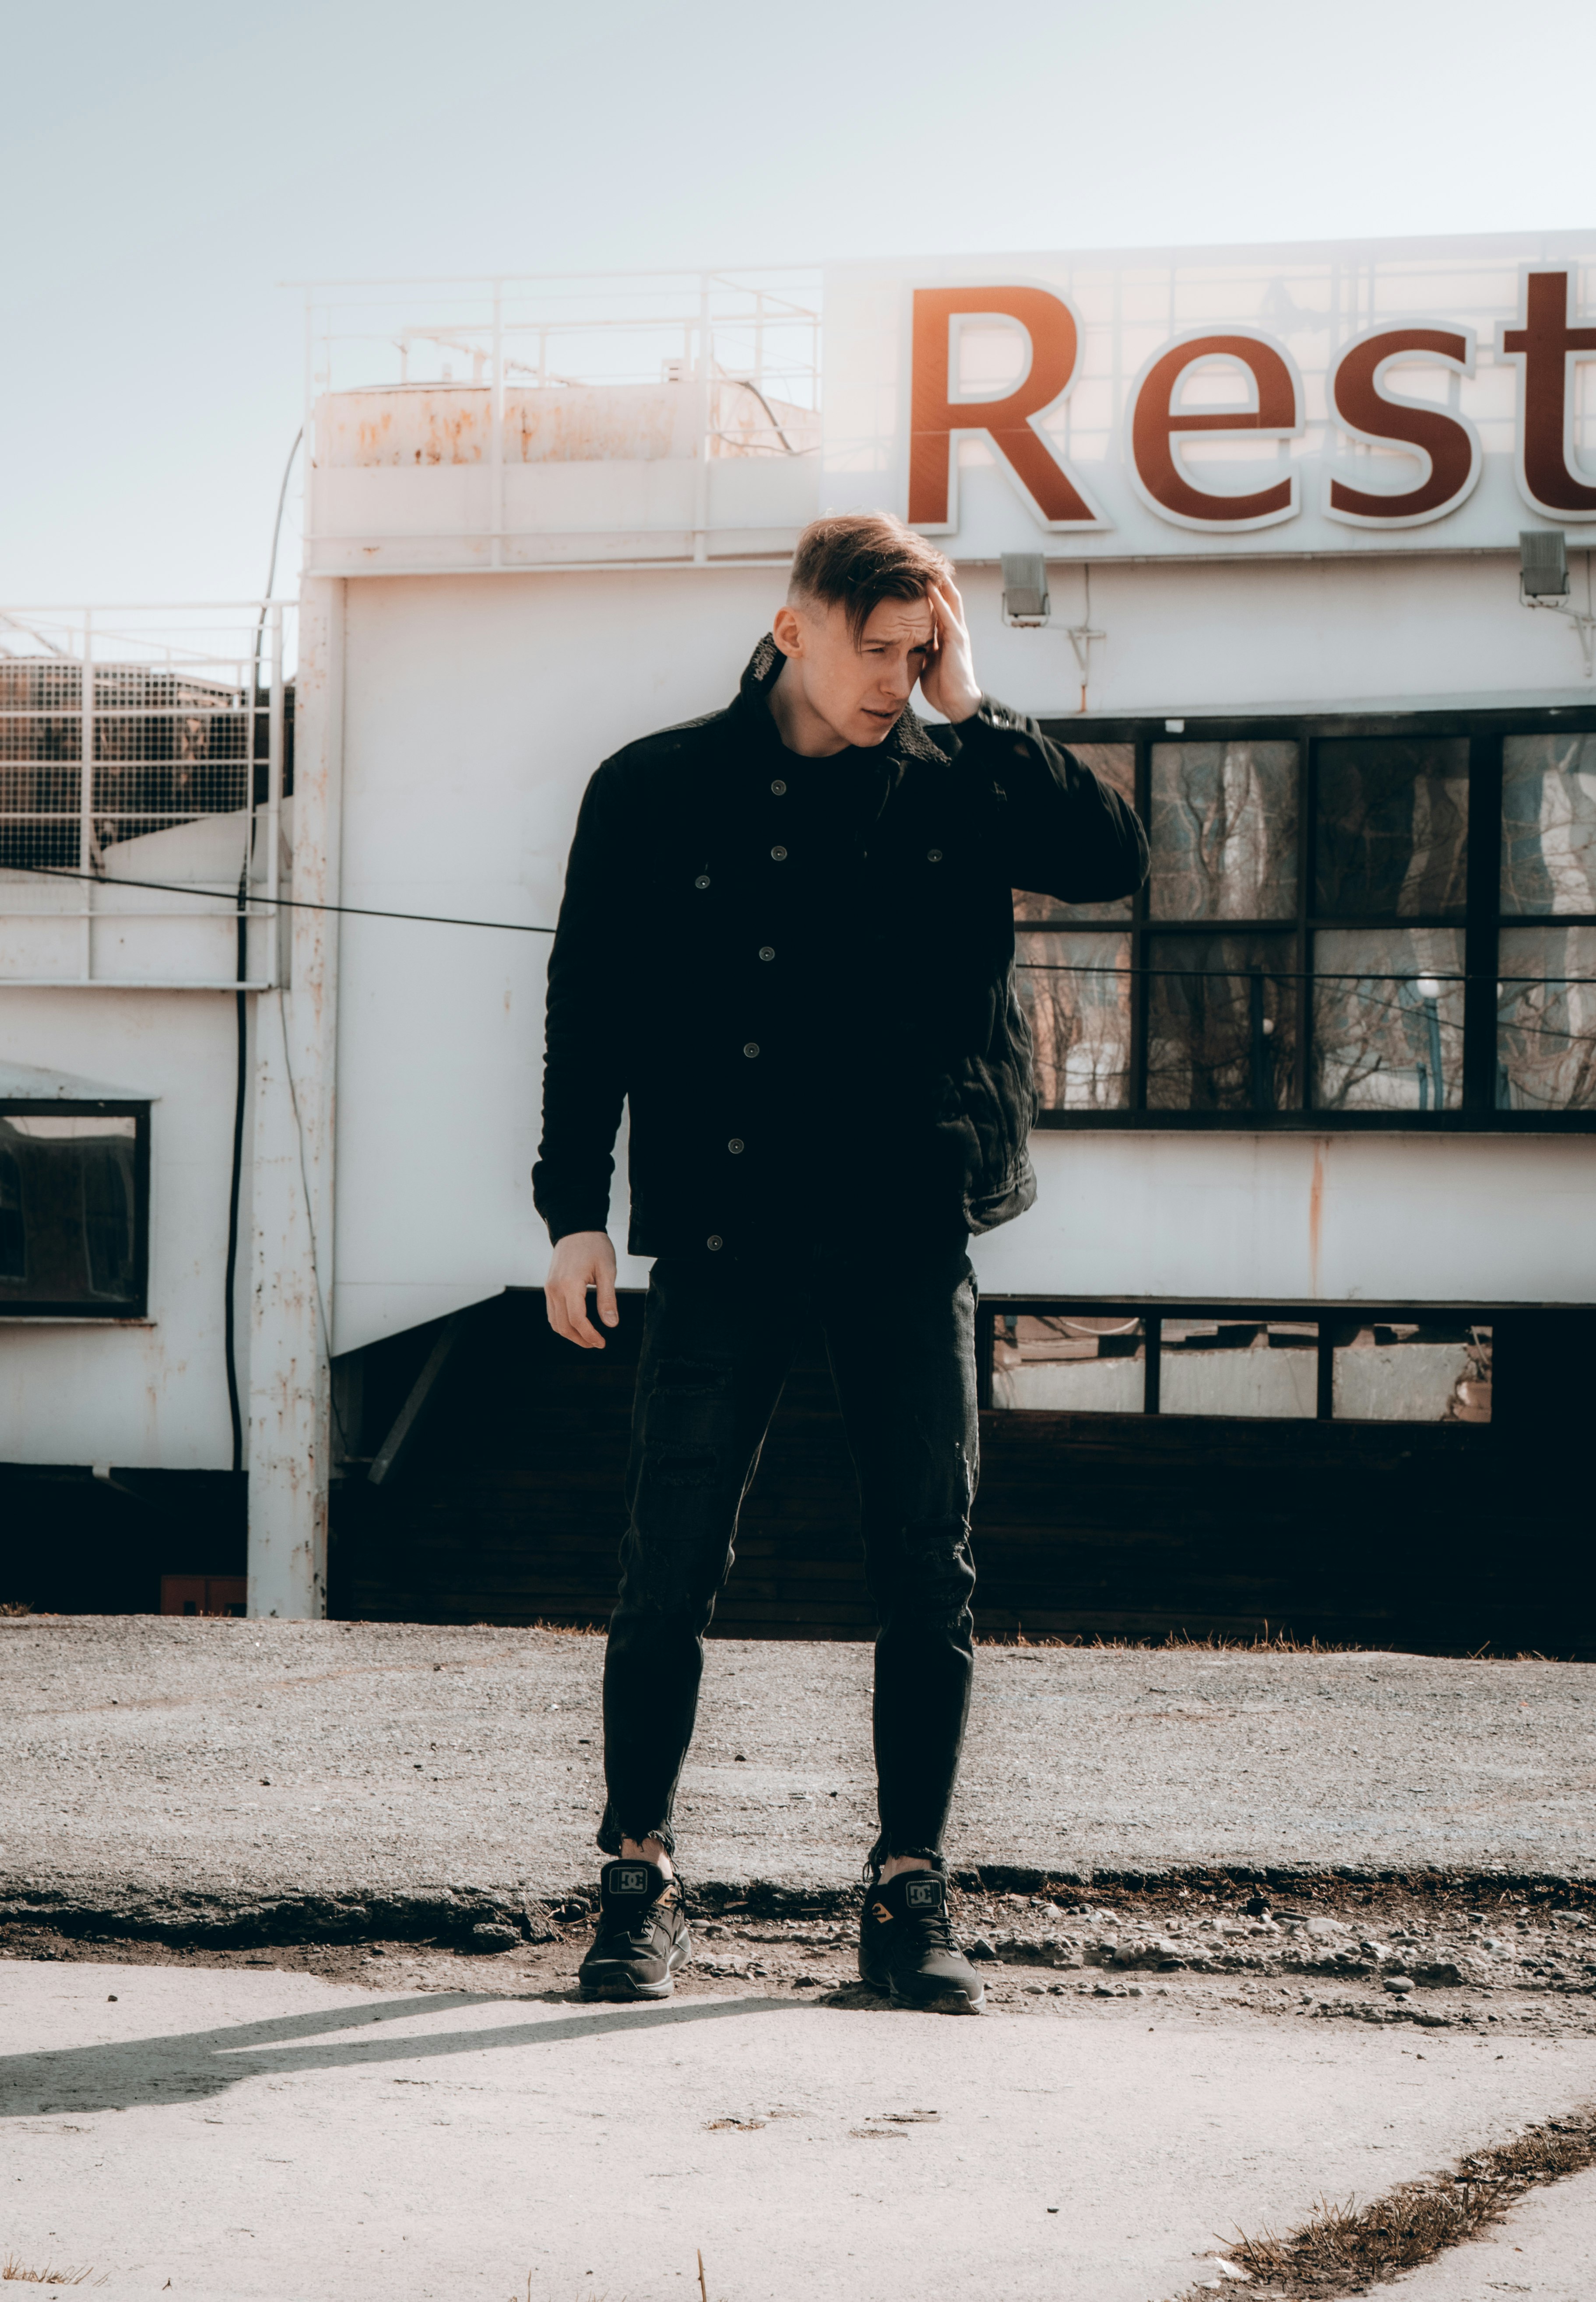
[{"left": 534, "top": 512, "right": 1146, "bottom": 2010}]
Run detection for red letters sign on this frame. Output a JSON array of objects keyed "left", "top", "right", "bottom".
[
  {"left": 908, "top": 286, "right": 1102, "bottom": 531},
  {"left": 1325, "top": 328, "right": 1480, "bottom": 527},
  {"left": 1498, "top": 269, "right": 1596, "bottom": 519},
  {"left": 1128, "top": 331, "right": 1303, "bottom": 529},
  {"left": 900, "top": 263, "right": 1596, "bottom": 540}
]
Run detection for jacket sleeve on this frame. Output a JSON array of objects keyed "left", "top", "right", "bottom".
[
  {"left": 532, "top": 763, "right": 632, "bottom": 1244},
  {"left": 952, "top": 696, "right": 1148, "bottom": 904}
]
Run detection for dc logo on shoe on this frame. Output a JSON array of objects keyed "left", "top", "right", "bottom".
[
  {"left": 614, "top": 1866, "right": 650, "bottom": 1894},
  {"left": 905, "top": 1878, "right": 942, "bottom": 1909}
]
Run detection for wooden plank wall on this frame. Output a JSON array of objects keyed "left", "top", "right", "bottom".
[{"left": 330, "top": 1290, "right": 1591, "bottom": 1657}]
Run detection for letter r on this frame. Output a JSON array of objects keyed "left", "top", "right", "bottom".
[{"left": 908, "top": 287, "right": 1104, "bottom": 531}]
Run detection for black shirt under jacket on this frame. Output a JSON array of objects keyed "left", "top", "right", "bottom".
[{"left": 532, "top": 635, "right": 1149, "bottom": 1259}]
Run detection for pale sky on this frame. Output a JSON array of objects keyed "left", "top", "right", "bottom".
[{"left": 4, "top": 0, "right": 1593, "bottom": 604}]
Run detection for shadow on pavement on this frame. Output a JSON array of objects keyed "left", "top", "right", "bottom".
[{"left": 0, "top": 1985, "right": 797, "bottom": 2119}]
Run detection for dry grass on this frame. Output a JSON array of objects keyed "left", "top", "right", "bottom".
[
  {"left": 1214, "top": 2110, "right": 1596, "bottom": 2297},
  {"left": 0, "top": 1602, "right": 34, "bottom": 1618},
  {"left": 977, "top": 1624, "right": 1585, "bottom": 1659},
  {"left": 978, "top": 1626, "right": 1360, "bottom": 1655},
  {"left": 0, "top": 2263, "right": 103, "bottom": 2288}
]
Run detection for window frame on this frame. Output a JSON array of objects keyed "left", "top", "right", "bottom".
[
  {"left": 977, "top": 1296, "right": 1494, "bottom": 1423},
  {"left": 1028, "top": 703, "right": 1596, "bottom": 1132},
  {"left": 0, "top": 1099, "right": 151, "bottom": 1319}
]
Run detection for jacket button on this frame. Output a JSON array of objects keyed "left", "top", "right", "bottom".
[
  {"left": 694, "top": 874, "right": 710, "bottom": 889},
  {"left": 927, "top": 848, "right": 943, "bottom": 862},
  {"left": 770, "top": 845, "right": 788, "bottom": 861},
  {"left": 728, "top": 1138, "right": 745, "bottom": 1154},
  {"left": 707, "top": 1235, "right": 723, "bottom": 1251},
  {"left": 770, "top": 778, "right": 787, "bottom": 794},
  {"left": 758, "top": 945, "right": 775, "bottom": 962},
  {"left": 743, "top": 1042, "right": 760, "bottom": 1058}
]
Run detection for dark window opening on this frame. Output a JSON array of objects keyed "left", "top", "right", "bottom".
[{"left": 0, "top": 1104, "right": 149, "bottom": 1317}]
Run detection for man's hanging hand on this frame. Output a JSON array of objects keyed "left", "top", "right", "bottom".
[{"left": 545, "top": 1229, "right": 619, "bottom": 1349}]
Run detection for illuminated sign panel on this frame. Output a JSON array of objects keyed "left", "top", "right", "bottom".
[{"left": 820, "top": 236, "right": 1596, "bottom": 556}]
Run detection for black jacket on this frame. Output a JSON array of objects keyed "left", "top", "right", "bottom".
[{"left": 534, "top": 636, "right": 1147, "bottom": 1256}]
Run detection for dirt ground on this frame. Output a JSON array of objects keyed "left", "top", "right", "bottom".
[{"left": 8, "top": 1873, "right": 1592, "bottom": 2050}]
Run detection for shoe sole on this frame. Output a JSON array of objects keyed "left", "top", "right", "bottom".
[
  {"left": 578, "top": 1942, "right": 691, "bottom": 2003},
  {"left": 858, "top": 1958, "right": 984, "bottom": 2014},
  {"left": 891, "top": 1981, "right": 985, "bottom": 2014}
]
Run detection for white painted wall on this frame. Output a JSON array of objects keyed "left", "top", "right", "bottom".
[
  {"left": 952, "top": 542, "right": 1596, "bottom": 718},
  {"left": 328, "top": 562, "right": 1596, "bottom": 1343},
  {"left": 971, "top": 1131, "right": 1596, "bottom": 1306},
  {"left": 0, "top": 988, "right": 246, "bottom": 1467},
  {"left": 330, "top": 566, "right": 789, "bottom": 1353}
]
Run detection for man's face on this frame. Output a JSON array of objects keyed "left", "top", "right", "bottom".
[{"left": 772, "top": 593, "right": 935, "bottom": 749}]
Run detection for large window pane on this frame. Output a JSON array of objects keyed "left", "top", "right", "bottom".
[
  {"left": 1014, "top": 744, "right": 1136, "bottom": 922},
  {"left": 1160, "top": 1319, "right": 1318, "bottom": 1417},
  {"left": 1016, "top": 930, "right": 1132, "bottom": 1110},
  {"left": 0, "top": 1112, "right": 141, "bottom": 1311},
  {"left": 991, "top": 1313, "right": 1146, "bottom": 1411},
  {"left": 1332, "top": 1321, "right": 1491, "bottom": 1422},
  {"left": 1497, "top": 926, "right": 1596, "bottom": 1110},
  {"left": 1501, "top": 734, "right": 1596, "bottom": 915},
  {"left": 1149, "top": 741, "right": 1299, "bottom": 920},
  {"left": 1315, "top": 738, "right": 1469, "bottom": 917},
  {"left": 1311, "top": 928, "right": 1465, "bottom": 1111},
  {"left": 1146, "top": 934, "right": 1296, "bottom": 1110}
]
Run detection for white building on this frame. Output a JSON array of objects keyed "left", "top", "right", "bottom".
[{"left": 3, "top": 236, "right": 1593, "bottom": 1631}]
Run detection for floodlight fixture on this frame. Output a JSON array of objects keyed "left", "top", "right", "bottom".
[
  {"left": 1001, "top": 553, "right": 1051, "bottom": 628},
  {"left": 1517, "top": 527, "right": 1595, "bottom": 676},
  {"left": 1519, "top": 530, "right": 1570, "bottom": 599}
]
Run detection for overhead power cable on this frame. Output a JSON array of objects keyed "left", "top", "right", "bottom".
[
  {"left": 11, "top": 865, "right": 1596, "bottom": 987},
  {"left": 12, "top": 863, "right": 557, "bottom": 935}
]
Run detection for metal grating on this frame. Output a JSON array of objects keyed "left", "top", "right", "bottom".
[{"left": 0, "top": 605, "right": 292, "bottom": 986}]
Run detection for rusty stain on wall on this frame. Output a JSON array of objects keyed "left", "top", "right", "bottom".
[
  {"left": 320, "top": 382, "right": 819, "bottom": 470},
  {"left": 1308, "top": 1137, "right": 1325, "bottom": 1296}
]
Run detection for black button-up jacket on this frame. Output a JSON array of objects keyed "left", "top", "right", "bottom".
[{"left": 533, "top": 636, "right": 1148, "bottom": 1256}]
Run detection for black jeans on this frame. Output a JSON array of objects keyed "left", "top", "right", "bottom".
[{"left": 597, "top": 1237, "right": 980, "bottom": 1871}]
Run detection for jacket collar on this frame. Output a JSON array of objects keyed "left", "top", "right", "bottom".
[{"left": 735, "top": 635, "right": 947, "bottom": 771}]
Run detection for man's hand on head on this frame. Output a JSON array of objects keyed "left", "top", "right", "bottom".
[
  {"left": 545, "top": 1230, "right": 619, "bottom": 1349},
  {"left": 917, "top": 579, "right": 982, "bottom": 726}
]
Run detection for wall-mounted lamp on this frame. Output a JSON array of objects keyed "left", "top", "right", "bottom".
[
  {"left": 1519, "top": 529, "right": 1594, "bottom": 676},
  {"left": 999, "top": 552, "right": 1103, "bottom": 712},
  {"left": 1000, "top": 553, "right": 1051, "bottom": 627},
  {"left": 1520, "top": 530, "right": 1570, "bottom": 599}
]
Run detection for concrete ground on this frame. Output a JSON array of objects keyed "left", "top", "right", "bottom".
[
  {"left": 4, "top": 1619, "right": 1592, "bottom": 2300},
  {"left": 3, "top": 1956, "right": 1594, "bottom": 2302}
]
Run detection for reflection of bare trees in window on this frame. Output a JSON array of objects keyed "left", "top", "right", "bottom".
[
  {"left": 1501, "top": 735, "right": 1596, "bottom": 915},
  {"left": 1146, "top": 935, "right": 1295, "bottom": 1111},
  {"left": 1016, "top": 932, "right": 1130, "bottom": 1109},
  {"left": 1013, "top": 745, "right": 1137, "bottom": 923},
  {"left": 1150, "top": 742, "right": 1298, "bottom": 921},
  {"left": 1498, "top": 927, "right": 1596, "bottom": 1110},
  {"left": 1312, "top": 930, "right": 1464, "bottom": 1111},
  {"left": 1316, "top": 739, "right": 1469, "bottom": 916}
]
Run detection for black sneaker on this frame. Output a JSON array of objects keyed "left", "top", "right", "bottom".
[
  {"left": 578, "top": 1860, "right": 691, "bottom": 2001},
  {"left": 858, "top": 1870, "right": 984, "bottom": 2013}
]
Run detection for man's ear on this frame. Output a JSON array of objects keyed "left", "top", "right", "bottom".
[{"left": 771, "top": 603, "right": 805, "bottom": 659}]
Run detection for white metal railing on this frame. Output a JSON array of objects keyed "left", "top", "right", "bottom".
[
  {"left": 0, "top": 603, "right": 293, "bottom": 988},
  {"left": 297, "top": 267, "right": 823, "bottom": 568}
]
